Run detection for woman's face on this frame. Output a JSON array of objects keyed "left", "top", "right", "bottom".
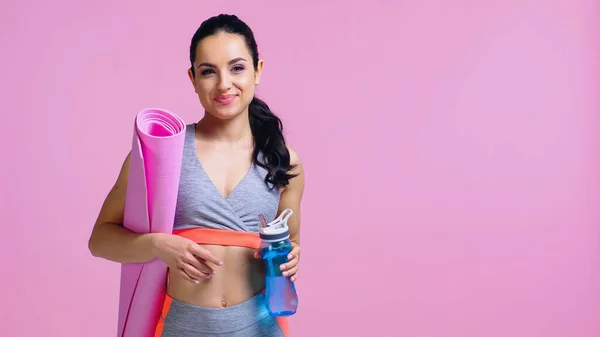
[{"left": 188, "top": 32, "right": 263, "bottom": 120}]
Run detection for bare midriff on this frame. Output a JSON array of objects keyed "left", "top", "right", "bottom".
[{"left": 166, "top": 244, "right": 265, "bottom": 308}]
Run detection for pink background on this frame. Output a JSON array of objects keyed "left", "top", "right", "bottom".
[{"left": 1, "top": 0, "right": 599, "bottom": 336}]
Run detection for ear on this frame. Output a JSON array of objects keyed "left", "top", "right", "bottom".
[
  {"left": 255, "top": 59, "right": 264, "bottom": 85},
  {"left": 187, "top": 68, "right": 198, "bottom": 92}
]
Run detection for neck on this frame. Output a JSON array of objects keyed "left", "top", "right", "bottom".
[{"left": 196, "top": 109, "right": 253, "bottom": 147}]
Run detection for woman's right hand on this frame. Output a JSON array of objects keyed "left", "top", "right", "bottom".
[{"left": 152, "top": 233, "right": 223, "bottom": 284}]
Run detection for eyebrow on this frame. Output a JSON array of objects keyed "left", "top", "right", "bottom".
[{"left": 197, "top": 57, "right": 247, "bottom": 68}]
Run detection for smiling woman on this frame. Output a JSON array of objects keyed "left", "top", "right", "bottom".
[
  {"left": 88, "top": 14, "right": 304, "bottom": 337},
  {"left": 190, "top": 45, "right": 261, "bottom": 121}
]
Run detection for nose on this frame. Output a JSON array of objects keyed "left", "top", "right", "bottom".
[{"left": 217, "top": 71, "right": 232, "bottom": 91}]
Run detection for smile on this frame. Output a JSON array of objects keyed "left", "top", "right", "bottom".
[{"left": 214, "top": 94, "right": 237, "bottom": 105}]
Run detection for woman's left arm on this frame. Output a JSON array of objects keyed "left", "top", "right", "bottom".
[{"left": 278, "top": 146, "right": 305, "bottom": 282}]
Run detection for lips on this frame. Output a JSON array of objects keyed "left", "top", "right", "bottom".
[{"left": 214, "top": 94, "right": 237, "bottom": 105}]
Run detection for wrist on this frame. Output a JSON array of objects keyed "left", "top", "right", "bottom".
[{"left": 148, "top": 233, "right": 166, "bottom": 258}]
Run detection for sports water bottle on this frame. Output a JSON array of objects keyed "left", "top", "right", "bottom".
[{"left": 259, "top": 209, "right": 299, "bottom": 317}]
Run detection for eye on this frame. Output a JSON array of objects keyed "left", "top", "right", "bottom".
[
  {"left": 200, "top": 69, "right": 215, "bottom": 76},
  {"left": 232, "top": 65, "right": 245, "bottom": 72}
]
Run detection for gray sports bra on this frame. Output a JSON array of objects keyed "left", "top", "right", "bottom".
[{"left": 173, "top": 123, "right": 281, "bottom": 233}]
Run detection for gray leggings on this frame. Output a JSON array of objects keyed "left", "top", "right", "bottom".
[{"left": 159, "top": 292, "right": 286, "bottom": 337}]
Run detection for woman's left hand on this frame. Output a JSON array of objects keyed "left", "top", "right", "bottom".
[
  {"left": 280, "top": 241, "right": 300, "bottom": 282},
  {"left": 254, "top": 241, "right": 301, "bottom": 282}
]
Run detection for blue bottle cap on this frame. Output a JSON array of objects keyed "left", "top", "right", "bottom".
[{"left": 259, "top": 209, "right": 293, "bottom": 242}]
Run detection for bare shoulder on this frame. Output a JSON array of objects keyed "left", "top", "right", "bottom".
[
  {"left": 111, "top": 152, "right": 132, "bottom": 194},
  {"left": 283, "top": 145, "right": 304, "bottom": 196},
  {"left": 94, "top": 152, "right": 132, "bottom": 226},
  {"left": 286, "top": 144, "right": 303, "bottom": 175}
]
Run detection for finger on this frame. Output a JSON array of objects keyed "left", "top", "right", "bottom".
[
  {"left": 190, "top": 244, "right": 224, "bottom": 266},
  {"left": 282, "top": 265, "right": 298, "bottom": 278},
  {"left": 290, "top": 273, "right": 298, "bottom": 282},
  {"left": 280, "top": 256, "right": 298, "bottom": 271},
  {"left": 184, "top": 256, "right": 215, "bottom": 276},
  {"left": 287, "top": 247, "right": 301, "bottom": 260},
  {"left": 253, "top": 250, "right": 261, "bottom": 259},
  {"left": 179, "top": 267, "right": 202, "bottom": 284},
  {"left": 183, "top": 263, "right": 212, "bottom": 281}
]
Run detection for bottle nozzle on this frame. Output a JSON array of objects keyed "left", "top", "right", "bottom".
[
  {"left": 259, "top": 209, "right": 293, "bottom": 242},
  {"left": 259, "top": 214, "right": 268, "bottom": 228}
]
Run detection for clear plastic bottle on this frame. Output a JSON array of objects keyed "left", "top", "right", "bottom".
[{"left": 259, "top": 209, "right": 299, "bottom": 317}]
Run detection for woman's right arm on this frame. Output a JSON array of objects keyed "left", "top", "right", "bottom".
[
  {"left": 88, "top": 153, "right": 223, "bottom": 282},
  {"left": 88, "top": 152, "right": 161, "bottom": 263}
]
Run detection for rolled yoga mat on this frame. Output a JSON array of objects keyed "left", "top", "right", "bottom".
[{"left": 117, "top": 108, "right": 186, "bottom": 337}]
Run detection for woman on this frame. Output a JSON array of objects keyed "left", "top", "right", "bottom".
[{"left": 88, "top": 14, "right": 304, "bottom": 337}]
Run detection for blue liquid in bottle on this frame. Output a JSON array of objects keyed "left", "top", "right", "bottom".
[{"left": 259, "top": 209, "right": 299, "bottom": 317}]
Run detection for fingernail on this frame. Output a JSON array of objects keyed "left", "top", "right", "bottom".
[
  {"left": 194, "top": 280, "right": 199, "bottom": 284},
  {"left": 291, "top": 277, "right": 296, "bottom": 282},
  {"left": 283, "top": 271, "right": 288, "bottom": 276},
  {"left": 205, "top": 274, "right": 211, "bottom": 278},
  {"left": 280, "top": 264, "right": 285, "bottom": 270},
  {"left": 212, "top": 271, "right": 216, "bottom": 275},
  {"left": 218, "top": 261, "right": 224, "bottom": 266},
  {"left": 288, "top": 254, "right": 293, "bottom": 259}
]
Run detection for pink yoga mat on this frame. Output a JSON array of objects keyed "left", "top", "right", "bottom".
[{"left": 117, "top": 108, "right": 186, "bottom": 337}]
